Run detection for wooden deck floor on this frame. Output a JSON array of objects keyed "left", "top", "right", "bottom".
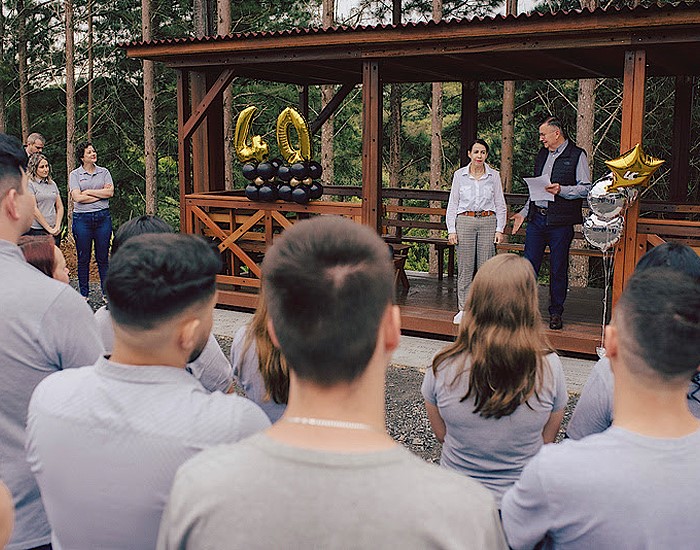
[{"left": 397, "top": 271, "right": 606, "bottom": 357}]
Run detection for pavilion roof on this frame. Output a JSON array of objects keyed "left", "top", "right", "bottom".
[{"left": 123, "top": 2, "right": 700, "bottom": 83}]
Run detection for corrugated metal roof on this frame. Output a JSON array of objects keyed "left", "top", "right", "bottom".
[{"left": 121, "top": 2, "right": 692, "bottom": 49}]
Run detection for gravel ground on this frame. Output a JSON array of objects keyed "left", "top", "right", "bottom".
[{"left": 86, "top": 282, "right": 580, "bottom": 463}]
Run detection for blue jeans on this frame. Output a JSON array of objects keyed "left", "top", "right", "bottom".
[
  {"left": 524, "top": 210, "right": 574, "bottom": 317},
  {"left": 72, "top": 209, "right": 112, "bottom": 297}
]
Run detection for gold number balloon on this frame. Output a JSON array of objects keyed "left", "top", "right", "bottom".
[
  {"left": 234, "top": 106, "right": 270, "bottom": 163},
  {"left": 604, "top": 143, "right": 664, "bottom": 191},
  {"left": 276, "top": 107, "right": 311, "bottom": 164}
]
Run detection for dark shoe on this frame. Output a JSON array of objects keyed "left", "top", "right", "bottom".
[{"left": 549, "top": 314, "right": 563, "bottom": 330}]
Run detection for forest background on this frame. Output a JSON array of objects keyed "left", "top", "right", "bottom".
[{"left": 0, "top": 0, "right": 698, "bottom": 273}]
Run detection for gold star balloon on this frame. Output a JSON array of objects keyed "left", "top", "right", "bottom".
[{"left": 604, "top": 143, "right": 665, "bottom": 191}]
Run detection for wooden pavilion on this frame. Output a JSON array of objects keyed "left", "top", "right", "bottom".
[{"left": 124, "top": 3, "right": 700, "bottom": 355}]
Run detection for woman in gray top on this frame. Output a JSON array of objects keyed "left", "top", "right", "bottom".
[
  {"left": 422, "top": 254, "right": 567, "bottom": 507},
  {"left": 230, "top": 293, "right": 288, "bottom": 422},
  {"left": 25, "top": 154, "right": 64, "bottom": 245}
]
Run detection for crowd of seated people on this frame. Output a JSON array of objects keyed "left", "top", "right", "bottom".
[{"left": 1, "top": 131, "right": 699, "bottom": 550}]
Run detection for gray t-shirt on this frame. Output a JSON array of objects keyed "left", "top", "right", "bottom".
[
  {"left": 26, "top": 357, "right": 270, "bottom": 550},
  {"left": 502, "top": 426, "right": 700, "bottom": 550},
  {"left": 94, "top": 305, "right": 233, "bottom": 393},
  {"left": 567, "top": 357, "right": 700, "bottom": 440},
  {"left": 230, "top": 326, "right": 287, "bottom": 422},
  {"left": 422, "top": 352, "right": 567, "bottom": 506},
  {"left": 0, "top": 240, "right": 103, "bottom": 550},
  {"left": 157, "top": 433, "right": 507, "bottom": 550},
  {"left": 28, "top": 178, "right": 60, "bottom": 229},
  {"left": 69, "top": 164, "right": 112, "bottom": 213}
]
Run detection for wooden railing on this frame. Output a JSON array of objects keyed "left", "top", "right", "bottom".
[{"left": 184, "top": 191, "right": 362, "bottom": 306}]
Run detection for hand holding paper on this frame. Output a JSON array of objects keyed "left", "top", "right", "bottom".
[{"left": 524, "top": 175, "right": 554, "bottom": 202}]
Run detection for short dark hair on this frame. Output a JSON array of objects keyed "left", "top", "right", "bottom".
[
  {"left": 76, "top": 141, "right": 93, "bottom": 167},
  {"left": 468, "top": 139, "right": 490, "bottom": 156},
  {"left": 18, "top": 235, "right": 56, "bottom": 278},
  {"left": 0, "top": 134, "right": 29, "bottom": 197},
  {"left": 541, "top": 115, "right": 567, "bottom": 139},
  {"left": 106, "top": 233, "right": 222, "bottom": 330},
  {"left": 112, "top": 215, "right": 174, "bottom": 256},
  {"left": 616, "top": 268, "right": 700, "bottom": 381},
  {"left": 262, "top": 216, "right": 394, "bottom": 385},
  {"left": 636, "top": 242, "right": 700, "bottom": 280}
]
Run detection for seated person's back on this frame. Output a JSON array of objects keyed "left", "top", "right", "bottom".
[
  {"left": 158, "top": 217, "right": 506, "bottom": 550},
  {"left": 26, "top": 234, "right": 270, "bottom": 549},
  {"left": 502, "top": 269, "right": 700, "bottom": 549}
]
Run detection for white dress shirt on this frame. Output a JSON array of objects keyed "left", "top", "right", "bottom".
[{"left": 445, "top": 163, "right": 507, "bottom": 233}]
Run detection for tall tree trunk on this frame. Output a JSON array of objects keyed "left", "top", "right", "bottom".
[
  {"left": 17, "top": 0, "right": 29, "bottom": 140},
  {"left": 388, "top": 0, "right": 401, "bottom": 235},
  {"left": 320, "top": 0, "right": 334, "bottom": 186},
  {"left": 65, "top": 0, "right": 76, "bottom": 232},
  {"left": 429, "top": 0, "right": 443, "bottom": 275},
  {"left": 143, "top": 0, "right": 157, "bottom": 214},
  {"left": 218, "top": 0, "right": 234, "bottom": 190},
  {"left": 501, "top": 0, "right": 517, "bottom": 193},
  {"left": 570, "top": 0, "right": 597, "bottom": 289},
  {"left": 0, "top": 7, "right": 5, "bottom": 133},
  {"left": 87, "top": 0, "right": 94, "bottom": 138}
]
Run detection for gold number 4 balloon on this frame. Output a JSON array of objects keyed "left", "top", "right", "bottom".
[
  {"left": 234, "top": 106, "right": 270, "bottom": 163},
  {"left": 604, "top": 143, "right": 664, "bottom": 191}
]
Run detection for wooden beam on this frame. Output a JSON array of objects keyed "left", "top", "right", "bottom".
[
  {"left": 176, "top": 69, "right": 192, "bottom": 231},
  {"left": 460, "top": 81, "right": 478, "bottom": 167},
  {"left": 181, "top": 68, "right": 235, "bottom": 141},
  {"left": 361, "top": 61, "right": 383, "bottom": 232},
  {"left": 670, "top": 75, "right": 693, "bottom": 202},
  {"left": 298, "top": 84, "right": 309, "bottom": 121},
  {"left": 310, "top": 82, "right": 356, "bottom": 135},
  {"left": 613, "top": 49, "right": 646, "bottom": 305}
]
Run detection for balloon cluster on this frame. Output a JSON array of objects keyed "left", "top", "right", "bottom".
[
  {"left": 235, "top": 106, "right": 324, "bottom": 205},
  {"left": 242, "top": 158, "right": 324, "bottom": 204},
  {"left": 582, "top": 144, "right": 664, "bottom": 252}
]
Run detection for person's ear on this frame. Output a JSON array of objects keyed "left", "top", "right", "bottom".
[
  {"left": 605, "top": 324, "right": 619, "bottom": 370},
  {"left": 3, "top": 189, "right": 21, "bottom": 221},
  {"left": 178, "top": 317, "right": 201, "bottom": 356},
  {"left": 381, "top": 305, "right": 401, "bottom": 353},
  {"left": 267, "top": 318, "right": 281, "bottom": 348}
]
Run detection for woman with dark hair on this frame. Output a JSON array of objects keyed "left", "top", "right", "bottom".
[
  {"left": 18, "top": 235, "right": 70, "bottom": 284},
  {"left": 445, "top": 139, "right": 507, "bottom": 324},
  {"left": 69, "top": 141, "right": 114, "bottom": 300},
  {"left": 422, "top": 254, "right": 567, "bottom": 507},
  {"left": 567, "top": 242, "right": 700, "bottom": 439},
  {"left": 230, "top": 292, "right": 289, "bottom": 422},
  {"left": 25, "top": 153, "right": 64, "bottom": 245}
]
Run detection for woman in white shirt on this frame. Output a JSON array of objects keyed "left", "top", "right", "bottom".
[{"left": 445, "top": 139, "right": 507, "bottom": 324}]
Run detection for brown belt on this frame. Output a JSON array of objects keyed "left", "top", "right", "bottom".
[{"left": 459, "top": 210, "right": 495, "bottom": 217}]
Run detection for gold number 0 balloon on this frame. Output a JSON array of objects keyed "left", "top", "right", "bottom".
[
  {"left": 276, "top": 107, "right": 311, "bottom": 164},
  {"left": 234, "top": 106, "right": 270, "bottom": 163}
]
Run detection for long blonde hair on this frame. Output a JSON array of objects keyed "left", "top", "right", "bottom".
[
  {"left": 242, "top": 292, "right": 289, "bottom": 404},
  {"left": 27, "top": 153, "right": 54, "bottom": 184},
  {"left": 432, "top": 254, "right": 552, "bottom": 418}
]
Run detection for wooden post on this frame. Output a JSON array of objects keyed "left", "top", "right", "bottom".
[
  {"left": 298, "top": 85, "right": 309, "bottom": 122},
  {"left": 176, "top": 69, "right": 192, "bottom": 231},
  {"left": 460, "top": 81, "right": 478, "bottom": 167},
  {"left": 190, "top": 71, "right": 209, "bottom": 194},
  {"left": 361, "top": 61, "right": 383, "bottom": 232},
  {"left": 612, "top": 50, "right": 646, "bottom": 304},
  {"left": 670, "top": 76, "right": 693, "bottom": 203},
  {"left": 206, "top": 70, "right": 225, "bottom": 192}
]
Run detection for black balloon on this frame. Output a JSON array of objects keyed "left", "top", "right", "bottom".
[
  {"left": 277, "top": 165, "right": 292, "bottom": 182},
  {"left": 270, "top": 158, "right": 283, "bottom": 170},
  {"left": 308, "top": 181, "right": 323, "bottom": 200},
  {"left": 308, "top": 161, "right": 322, "bottom": 180},
  {"left": 292, "top": 184, "right": 310, "bottom": 204},
  {"left": 278, "top": 184, "right": 293, "bottom": 201},
  {"left": 245, "top": 184, "right": 260, "bottom": 201},
  {"left": 290, "top": 162, "right": 308, "bottom": 180},
  {"left": 258, "top": 183, "right": 278, "bottom": 202},
  {"left": 242, "top": 163, "right": 257, "bottom": 181},
  {"left": 256, "top": 161, "right": 275, "bottom": 180}
]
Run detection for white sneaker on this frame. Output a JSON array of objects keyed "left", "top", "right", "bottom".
[{"left": 453, "top": 311, "right": 463, "bottom": 325}]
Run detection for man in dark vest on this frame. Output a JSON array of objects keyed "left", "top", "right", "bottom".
[{"left": 512, "top": 116, "right": 591, "bottom": 330}]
